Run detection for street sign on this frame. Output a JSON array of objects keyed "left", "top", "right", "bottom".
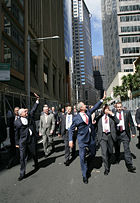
[{"left": 0, "top": 63, "right": 10, "bottom": 81}]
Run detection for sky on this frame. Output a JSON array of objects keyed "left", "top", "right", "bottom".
[{"left": 85, "top": 0, "right": 104, "bottom": 56}]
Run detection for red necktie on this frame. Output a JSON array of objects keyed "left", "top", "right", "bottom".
[
  {"left": 84, "top": 113, "right": 88, "bottom": 124},
  {"left": 119, "top": 112, "right": 123, "bottom": 132},
  {"left": 104, "top": 115, "right": 108, "bottom": 133},
  {"left": 105, "top": 114, "right": 108, "bottom": 124}
]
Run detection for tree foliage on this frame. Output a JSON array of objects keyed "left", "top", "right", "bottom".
[{"left": 113, "top": 65, "right": 140, "bottom": 100}]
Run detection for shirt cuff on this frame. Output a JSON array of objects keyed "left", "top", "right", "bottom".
[
  {"left": 111, "top": 113, "right": 114, "bottom": 116},
  {"left": 36, "top": 100, "right": 39, "bottom": 104},
  {"left": 100, "top": 99, "right": 103, "bottom": 103}
]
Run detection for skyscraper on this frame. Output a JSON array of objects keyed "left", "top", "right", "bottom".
[
  {"left": 101, "top": 0, "right": 140, "bottom": 89},
  {"left": 93, "top": 55, "right": 105, "bottom": 97},
  {"left": 72, "top": 0, "right": 95, "bottom": 105},
  {"left": 117, "top": 0, "right": 140, "bottom": 72}
]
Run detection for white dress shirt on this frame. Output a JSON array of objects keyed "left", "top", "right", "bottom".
[
  {"left": 79, "top": 112, "right": 89, "bottom": 124},
  {"left": 116, "top": 111, "right": 125, "bottom": 131},
  {"left": 102, "top": 114, "right": 110, "bottom": 133},
  {"left": 44, "top": 113, "right": 48, "bottom": 124},
  {"left": 20, "top": 117, "right": 32, "bottom": 135},
  {"left": 66, "top": 114, "right": 73, "bottom": 130}
]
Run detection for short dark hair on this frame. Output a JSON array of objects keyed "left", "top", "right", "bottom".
[
  {"left": 116, "top": 101, "right": 122, "bottom": 106},
  {"left": 102, "top": 104, "right": 109, "bottom": 113}
]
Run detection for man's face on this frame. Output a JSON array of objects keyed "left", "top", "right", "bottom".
[
  {"left": 67, "top": 106, "right": 72, "bottom": 114},
  {"left": 80, "top": 102, "right": 86, "bottom": 112},
  {"left": 104, "top": 106, "right": 110, "bottom": 114},
  {"left": 61, "top": 108, "right": 64, "bottom": 113},
  {"left": 20, "top": 109, "right": 27, "bottom": 118},
  {"left": 14, "top": 107, "right": 19, "bottom": 116},
  {"left": 44, "top": 107, "right": 49, "bottom": 114},
  {"left": 116, "top": 103, "right": 122, "bottom": 112},
  {"left": 52, "top": 107, "right": 55, "bottom": 112}
]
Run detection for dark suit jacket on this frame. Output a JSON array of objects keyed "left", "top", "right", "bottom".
[
  {"left": 97, "top": 114, "right": 119, "bottom": 143},
  {"left": 136, "top": 108, "right": 140, "bottom": 126},
  {"left": 115, "top": 110, "right": 136, "bottom": 139},
  {"left": 69, "top": 100, "right": 102, "bottom": 147},
  {"left": 59, "top": 113, "right": 74, "bottom": 135},
  {"left": 15, "top": 102, "right": 39, "bottom": 145}
]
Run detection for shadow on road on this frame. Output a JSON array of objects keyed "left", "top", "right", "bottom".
[{"left": 88, "top": 156, "right": 103, "bottom": 176}]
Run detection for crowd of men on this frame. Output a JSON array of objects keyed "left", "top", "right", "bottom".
[{"left": 0, "top": 92, "right": 140, "bottom": 184}]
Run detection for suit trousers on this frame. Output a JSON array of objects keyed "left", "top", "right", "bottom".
[
  {"left": 19, "top": 136, "right": 38, "bottom": 177},
  {"left": 79, "top": 141, "right": 95, "bottom": 178},
  {"left": 100, "top": 133, "right": 113, "bottom": 171},
  {"left": 63, "top": 131, "right": 70, "bottom": 161},
  {"left": 115, "top": 131, "right": 132, "bottom": 167},
  {"left": 43, "top": 133, "right": 54, "bottom": 155},
  {"left": 63, "top": 130, "right": 77, "bottom": 161}
]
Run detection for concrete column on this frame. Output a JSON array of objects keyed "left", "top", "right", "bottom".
[
  {"left": 37, "top": 41, "right": 44, "bottom": 97},
  {"left": 24, "top": 0, "right": 29, "bottom": 104},
  {"left": 55, "top": 70, "right": 59, "bottom": 99},
  {"left": 37, "top": 0, "right": 44, "bottom": 98},
  {"left": 0, "top": 0, "right": 2, "bottom": 61}
]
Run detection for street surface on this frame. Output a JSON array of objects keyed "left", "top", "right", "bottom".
[{"left": 0, "top": 132, "right": 140, "bottom": 203}]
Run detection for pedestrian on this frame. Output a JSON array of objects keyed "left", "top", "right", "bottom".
[
  {"left": 114, "top": 102, "right": 136, "bottom": 172},
  {"left": 15, "top": 93, "right": 39, "bottom": 181},
  {"left": 135, "top": 107, "right": 140, "bottom": 148},
  {"left": 0, "top": 114, "right": 7, "bottom": 164},
  {"left": 69, "top": 92, "right": 106, "bottom": 184},
  {"left": 59, "top": 106, "right": 76, "bottom": 166},
  {"left": 39, "top": 106, "right": 55, "bottom": 157},
  {"left": 6, "top": 107, "right": 20, "bottom": 168},
  {"left": 96, "top": 104, "right": 119, "bottom": 175}
]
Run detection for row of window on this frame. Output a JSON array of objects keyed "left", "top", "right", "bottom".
[
  {"left": 119, "top": 0, "right": 135, "bottom": 1},
  {"left": 123, "top": 58, "right": 136, "bottom": 64},
  {"left": 123, "top": 47, "right": 140, "bottom": 54},
  {"left": 121, "top": 26, "right": 140, "bottom": 32},
  {"left": 4, "top": 0, "right": 24, "bottom": 27},
  {"left": 4, "top": 43, "right": 24, "bottom": 74},
  {"left": 4, "top": 15, "right": 24, "bottom": 49},
  {"left": 122, "top": 36, "right": 140, "bottom": 43},
  {"left": 120, "top": 15, "right": 140, "bottom": 22},
  {"left": 120, "top": 5, "right": 140, "bottom": 12}
]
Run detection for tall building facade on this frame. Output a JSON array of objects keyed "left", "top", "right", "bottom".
[
  {"left": 63, "top": 0, "right": 73, "bottom": 105},
  {"left": 101, "top": 0, "right": 140, "bottom": 89},
  {"left": 72, "top": 0, "right": 95, "bottom": 105},
  {"left": 93, "top": 55, "right": 105, "bottom": 97},
  {"left": 0, "top": 0, "right": 66, "bottom": 113},
  {"left": 101, "top": 0, "right": 121, "bottom": 89},
  {"left": 117, "top": 0, "right": 140, "bottom": 72}
]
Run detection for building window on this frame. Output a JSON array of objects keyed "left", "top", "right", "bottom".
[
  {"left": 120, "top": 15, "right": 140, "bottom": 22},
  {"left": 122, "top": 36, "right": 140, "bottom": 43},
  {"left": 123, "top": 47, "right": 140, "bottom": 54},
  {"left": 120, "top": 5, "right": 140, "bottom": 12},
  {"left": 121, "top": 26, "right": 140, "bottom": 32},
  {"left": 123, "top": 58, "right": 136, "bottom": 64}
]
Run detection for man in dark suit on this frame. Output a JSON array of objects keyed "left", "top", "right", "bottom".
[
  {"left": 15, "top": 94, "right": 39, "bottom": 181},
  {"left": 135, "top": 107, "right": 140, "bottom": 148},
  {"left": 6, "top": 107, "right": 20, "bottom": 168},
  {"left": 115, "top": 102, "right": 136, "bottom": 172},
  {"left": 59, "top": 106, "right": 76, "bottom": 166},
  {"left": 96, "top": 105, "right": 119, "bottom": 175},
  {"left": 69, "top": 92, "right": 106, "bottom": 184}
]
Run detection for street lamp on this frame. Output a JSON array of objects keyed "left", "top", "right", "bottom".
[{"left": 27, "top": 35, "right": 60, "bottom": 109}]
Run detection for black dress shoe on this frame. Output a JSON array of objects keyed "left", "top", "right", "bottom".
[
  {"left": 18, "top": 176, "right": 25, "bottom": 181},
  {"left": 128, "top": 165, "right": 136, "bottom": 172},
  {"left": 83, "top": 177, "right": 88, "bottom": 184},
  {"left": 104, "top": 170, "right": 109, "bottom": 176},
  {"left": 64, "top": 160, "right": 70, "bottom": 166}
]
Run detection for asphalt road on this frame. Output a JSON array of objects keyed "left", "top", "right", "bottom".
[{"left": 0, "top": 132, "right": 140, "bottom": 203}]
